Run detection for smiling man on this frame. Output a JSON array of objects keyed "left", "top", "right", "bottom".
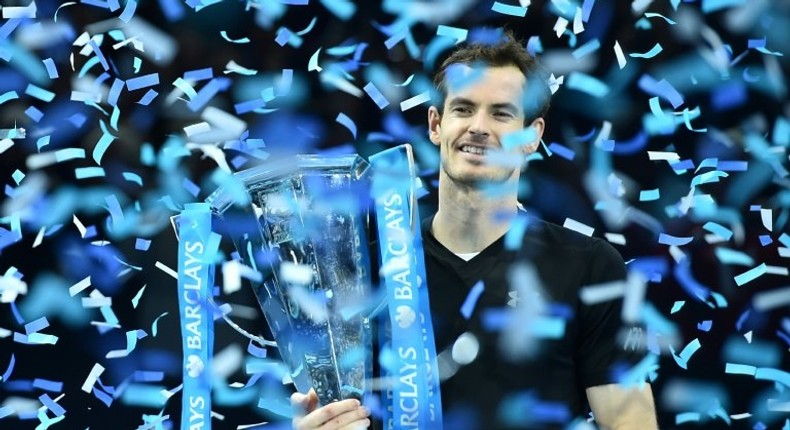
[{"left": 292, "top": 32, "right": 659, "bottom": 430}]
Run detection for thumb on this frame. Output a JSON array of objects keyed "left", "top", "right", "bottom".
[{"left": 305, "top": 388, "right": 319, "bottom": 412}]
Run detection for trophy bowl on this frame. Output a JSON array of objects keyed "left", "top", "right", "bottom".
[{"left": 207, "top": 155, "right": 373, "bottom": 406}]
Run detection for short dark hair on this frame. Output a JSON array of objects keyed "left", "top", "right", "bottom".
[{"left": 432, "top": 30, "right": 551, "bottom": 124}]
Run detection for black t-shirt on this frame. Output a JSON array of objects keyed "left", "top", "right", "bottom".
[{"left": 421, "top": 214, "right": 637, "bottom": 430}]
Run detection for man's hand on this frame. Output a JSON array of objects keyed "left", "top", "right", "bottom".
[{"left": 291, "top": 389, "right": 371, "bottom": 430}]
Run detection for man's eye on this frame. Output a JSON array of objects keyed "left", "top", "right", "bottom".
[
  {"left": 494, "top": 111, "right": 513, "bottom": 118},
  {"left": 452, "top": 107, "right": 471, "bottom": 114}
]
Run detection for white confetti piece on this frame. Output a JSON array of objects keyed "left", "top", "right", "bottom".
[
  {"left": 68, "top": 276, "right": 91, "bottom": 297},
  {"left": 572, "top": 6, "right": 584, "bottom": 34},
  {"left": 580, "top": 279, "right": 626, "bottom": 304},
  {"left": 604, "top": 233, "right": 626, "bottom": 245},
  {"left": 155, "top": 261, "right": 178, "bottom": 279},
  {"left": 131, "top": 284, "right": 146, "bottom": 308},
  {"left": 31, "top": 226, "right": 45, "bottom": 248},
  {"left": 760, "top": 208, "right": 773, "bottom": 231},
  {"left": 81, "top": 363, "right": 105, "bottom": 393},
  {"left": 553, "top": 16, "right": 569, "bottom": 38},
  {"left": 399, "top": 91, "right": 431, "bottom": 111},
  {"left": 279, "top": 261, "right": 313, "bottom": 285},
  {"left": 562, "top": 218, "right": 594, "bottom": 237},
  {"left": 2, "top": 1, "right": 37, "bottom": 18},
  {"left": 106, "top": 330, "right": 140, "bottom": 359},
  {"left": 614, "top": 41, "right": 627, "bottom": 69}
]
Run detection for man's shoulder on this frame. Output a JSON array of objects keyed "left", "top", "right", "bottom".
[{"left": 524, "top": 217, "right": 607, "bottom": 251}]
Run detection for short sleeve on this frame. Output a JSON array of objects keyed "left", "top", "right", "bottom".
[{"left": 575, "top": 239, "right": 637, "bottom": 389}]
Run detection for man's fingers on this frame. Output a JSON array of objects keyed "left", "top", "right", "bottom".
[
  {"left": 316, "top": 405, "right": 370, "bottom": 430},
  {"left": 295, "top": 399, "right": 368, "bottom": 429}
]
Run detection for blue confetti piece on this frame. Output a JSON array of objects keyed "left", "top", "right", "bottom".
[
  {"left": 504, "top": 214, "right": 530, "bottom": 250},
  {"left": 673, "top": 258, "right": 710, "bottom": 301},
  {"left": 126, "top": 73, "right": 159, "bottom": 91},
  {"left": 491, "top": 1, "right": 528, "bottom": 17},
  {"left": 571, "top": 39, "right": 600, "bottom": 59},
  {"left": 151, "top": 312, "right": 167, "bottom": 337},
  {"left": 275, "top": 27, "right": 298, "bottom": 47},
  {"left": 773, "top": 117, "right": 790, "bottom": 146},
  {"left": 670, "top": 301, "right": 685, "bottom": 314},
  {"left": 188, "top": 77, "right": 230, "bottom": 112},
  {"left": 25, "top": 316, "right": 50, "bottom": 334},
  {"left": 714, "top": 248, "right": 754, "bottom": 266},
  {"left": 547, "top": 143, "right": 575, "bottom": 160},
  {"left": 0, "top": 407, "right": 12, "bottom": 419},
  {"left": 25, "top": 106, "right": 44, "bottom": 122},
  {"left": 11, "top": 170, "right": 25, "bottom": 185},
  {"left": 335, "top": 112, "right": 357, "bottom": 139},
  {"left": 320, "top": 0, "right": 356, "bottom": 20},
  {"left": 658, "top": 233, "right": 693, "bottom": 246},
  {"left": 702, "top": 0, "right": 745, "bottom": 13},
  {"left": 93, "top": 129, "right": 115, "bottom": 165},
  {"left": 502, "top": 126, "right": 538, "bottom": 151},
  {"left": 702, "top": 221, "right": 733, "bottom": 240},
  {"left": 119, "top": 0, "right": 137, "bottom": 22},
  {"left": 716, "top": 160, "right": 748, "bottom": 171},
  {"left": 363, "top": 82, "right": 390, "bottom": 109},
  {"left": 779, "top": 233, "right": 790, "bottom": 248},
  {"left": 723, "top": 337, "right": 782, "bottom": 368},
  {"left": 755, "top": 367, "right": 790, "bottom": 388},
  {"left": 0, "top": 355, "right": 15, "bottom": 383},
  {"left": 697, "top": 320, "right": 712, "bottom": 332},
  {"left": 182, "top": 177, "right": 201, "bottom": 197},
  {"left": 122, "top": 171, "right": 143, "bottom": 186},
  {"left": 436, "top": 25, "right": 468, "bottom": 43},
  {"left": 670, "top": 337, "right": 701, "bottom": 369},
  {"left": 734, "top": 263, "right": 766, "bottom": 286},
  {"left": 135, "top": 238, "right": 151, "bottom": 251},
  {"left": 758, "top": 235, "right": 772, "bottom": 246},
  {"left": 183, "top": 68, "right": 213, "bottom": 82},
  {"left": 25, "top": 84, "right": 55, "bottom": 102},
  {"left": 234, "top": 98, "right": 266, "bottom": 115},
  {"left": 676, "top": 412, "right": 701, "bottom": 424},
  {"left": 566, "top": 72, "right": 609, "bottom": 98},
  {"left": 460, "top": 281, "right": 485, "bottom": 320},
  {"left": 0, "top": 91, "right": 19, "bottom": 105},
  {"left": 638, "top": 75, "right": 684, "bottom": 109},
  {"left": 105, "top": 194, "right": 124, "bottom": 231},
  {"left": 527, "top": 36, "right": 543, "bottom": 56},
  {"left": 107, "top": 78, "right": 124, "bottom": 107},
  {"left": 39, "top": 394, "right": 66, "bottom": 416},
  {"left": 639, "top": 189, "right": 660, "bottom": 201}
]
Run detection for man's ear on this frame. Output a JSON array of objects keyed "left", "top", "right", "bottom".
[
  {"left": 428, "top": 106, "right": 442, "bottom": 146},
  {"left": 523, "top": 117, "right": 545, "bottom": 154}
]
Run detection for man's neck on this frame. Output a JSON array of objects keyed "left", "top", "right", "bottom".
[{"left": 432, "top": 178, "right": 519, "bottom": 254}]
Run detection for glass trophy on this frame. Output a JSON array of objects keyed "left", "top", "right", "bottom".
[{"left": 206, "top": 155, "right": 373, "bottom": 406}]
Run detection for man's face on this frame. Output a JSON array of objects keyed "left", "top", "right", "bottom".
[{"left": 428, "top": 65, "right": 544, "bottom": 187}]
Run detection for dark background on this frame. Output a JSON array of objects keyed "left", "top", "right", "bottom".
[{"left": 1, "top": 0, "right": 789, "bottom": 429}]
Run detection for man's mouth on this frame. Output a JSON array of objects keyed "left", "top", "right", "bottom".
[{"left": 459, "top": 145, "right": 488, "bottom": 155}]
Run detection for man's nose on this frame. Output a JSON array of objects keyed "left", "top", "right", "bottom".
[{"left": 467, "top": 111, "right": 490, "bottom": 138}]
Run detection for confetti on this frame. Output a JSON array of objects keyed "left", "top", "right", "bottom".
[
  {"left": 565, "top": 72, "right": 609, "bottom": 97},
  {"left": 335, "top": 112, "right": 357, "bottom": 139},
  {"left": 460, "top": 281, "right": 485, "bottom": 320},
  {"left": 491, "top": 2, "right": 528, "bottom": 17},
  {"left": 734, "top": 263, "right": 767, "bottom": 286},
  {"left": 363, "top": 82, "right": 390, "bottom": 109},
  {"left": 562, "top": 218, "right": 594, "bottom": 237},
  {"left": 399, "top": 91, "right": 431, "bottom": 111}
]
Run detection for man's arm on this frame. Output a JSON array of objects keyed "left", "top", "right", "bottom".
[{"left": 586, "top": 383, "right": 658, "bottom": 430}]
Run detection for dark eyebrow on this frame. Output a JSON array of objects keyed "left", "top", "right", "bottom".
[
  {"left": 491, "top": 102, "right": 519, "bottom": 114},
  {"left": 447, "top": 97, "right": 475, "bottom": 107}
]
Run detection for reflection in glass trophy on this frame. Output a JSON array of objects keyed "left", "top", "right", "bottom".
[{"left": 206, "top": 155, "right": 373, "bottom": 406}]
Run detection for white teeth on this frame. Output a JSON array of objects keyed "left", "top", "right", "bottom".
[{"left": 461, "top": 146, "right": 486, "bottom": 155}]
